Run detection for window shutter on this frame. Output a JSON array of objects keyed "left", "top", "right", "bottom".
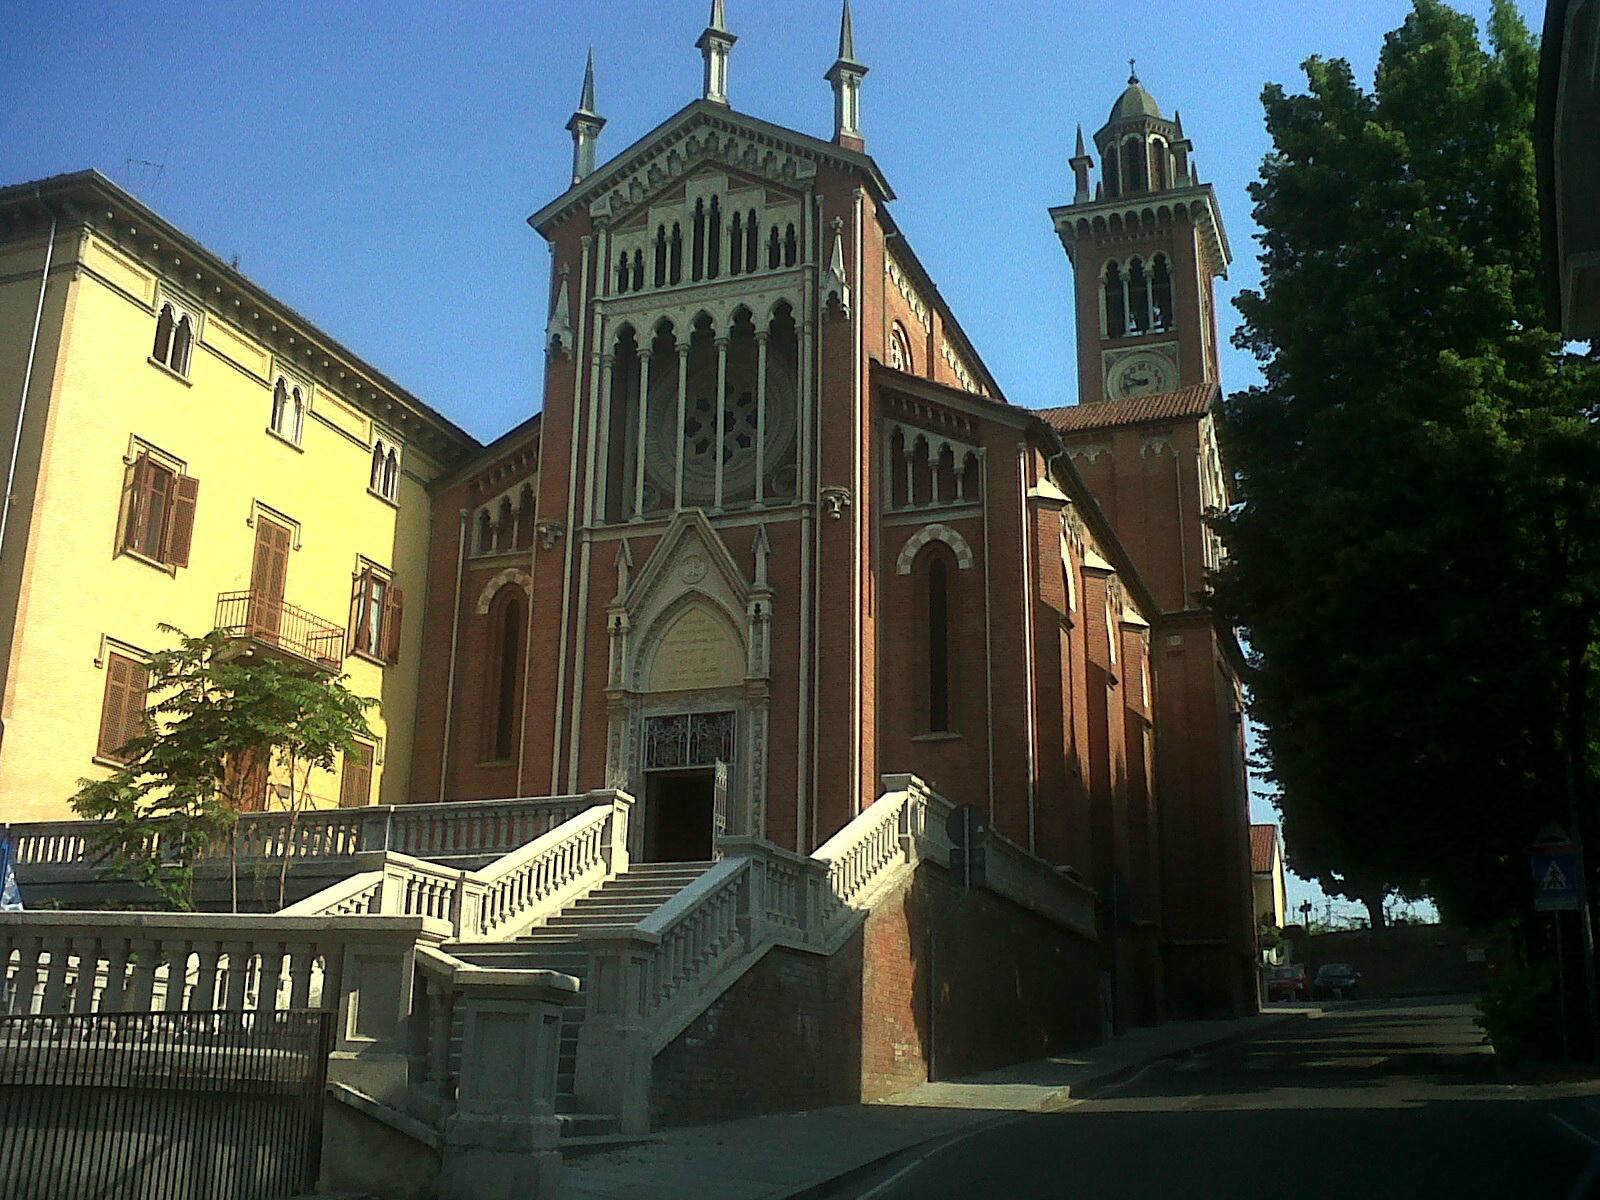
[
  {"left": 164, "top": 475, "right": 200, "bottom": 568},
  {"left": 340, "top": 742, "right": 374, "bottom": 808},
  {"left": 98, "top": 654, "right": 149, "bottom": 762},
  {"left": 348, "top": 569, "right": 369, "bottom": 656},
  {"left": 118, "top": 454, "right": 153, "bottom": 555},
  {"left": 382, "top": 584, "right": 404, "bottom": 664}
]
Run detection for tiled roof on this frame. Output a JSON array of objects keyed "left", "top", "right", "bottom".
[
  {"left": 1036, "top": 383, "right": 1217, "bottom": 435},
  {"left": 1250, "top": 824, "right": 1280, "bottom": 874}
]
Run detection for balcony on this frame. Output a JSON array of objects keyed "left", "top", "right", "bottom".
[{"left": 215, "top": 590, "right": 345, "bottom": 673}]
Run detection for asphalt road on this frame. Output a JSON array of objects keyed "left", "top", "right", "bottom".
[{"left": 844, "top": 998, "right": 1600, "bottom": 1200}]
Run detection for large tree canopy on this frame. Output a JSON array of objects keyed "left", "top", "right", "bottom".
[{"left": 1213, "top": 0, "right": 1600, "bottom": 928}]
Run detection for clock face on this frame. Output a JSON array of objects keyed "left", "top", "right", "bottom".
[{"left": 1110, "top": 354, "right": 1174, "bottom": 400}]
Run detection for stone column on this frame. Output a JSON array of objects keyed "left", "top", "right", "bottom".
[
  {"left": 327, "top": 919, "right": 440, "bottom": 1107},
  {"left": 675, "top": 342, "right": 690, "bottom": 509},
  {"left": 755, "top": 330, "right": 769, "bottom": 505},
  {"left": 634, "top": 346, "right": 652, "bottom": 517},
  {"left": 437, "top": 967, "right": 579, "bottom": 1200},
  {"left": 573, "top": 930, "right": 659, "bottom": 1135},
  {"left": 713, "top": 335, "right": 729, "bottom": 511}
]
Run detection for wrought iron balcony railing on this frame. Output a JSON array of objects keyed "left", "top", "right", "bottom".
[{"left": 215, "top": 590, "right": 345, "bottom": 672}]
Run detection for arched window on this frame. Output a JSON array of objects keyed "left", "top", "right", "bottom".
[
  {"left": 655, "top": 226, "right": 668, "bottom": 287},
  {"left": 271, "top": 379, "right": 288, "bottom": 434},
  {"left": 616, "top": 251, "right": 630, "bottom": 294},
  {"left": 486, "top": 591, "right": 523, "bottom": 762},
  {"left": 383, "top": 448, "right": 399, "bottom": 501},
  {"left": 729, "top": 212, "right": 744, "bottom": 275},
  {"left": 889, "top": 323, "right": 914, "bottom": 372},
  {"left": 1122, "top": 137, "right": 1148, "bottom": 193},
  {"left": 632, "top": 249, "right": 645, "bottom": 292},
  {"left": 496, "top": 496, "right": 514, "bottom": 552},
  {"left": 171, "top": 315, "right": 193, "bottom": 375},
  {"left": 746, "top": 209, "right": 758, "bottom": 268},
  {"left": 1128, "top": 258, "right": 1151, "bottom": 334},
  {"left": 153, "top": 303, "right": 175, "bottom": 364},
  {"left": 692, "top": 198, "right": 706, "bottom": 281},
  {"left": 928, "top": 557, "right": 950, "bottom": 733},
  {"left": 707, "top": 196, "right": 722, "bottom": 279},
  {"left": 670, "top": 223, "right": 684, "bottom": 284},
  {"left": 1103, "top": 261, "right": 1127, "bottom": 338},
  {"left": 784, "top": 223, "right": 798, "bottom": 267},
  {"left": 768, "top": 226, "right": 782, "bottom": 270},
  {"left": 476, "top": 510, "right": 494, "bottom": 554},
  {"left": 370, "top": 443, "right": 385, "bottom": 492},
  {"left": 516, "top": 484, "right": 536, "bottom": 550},
  {"left": 1151, "top": 254, "right": 1175, "bottom": 332},
  {"left": 1150, "top": 138, "right": 1169, "bottom": 190},
  {"left": 291, "top": 386, "right": 305, "bottom": 443},
  {"left": 1103, "top": 149, "right": 1121, "bottom": 197}
]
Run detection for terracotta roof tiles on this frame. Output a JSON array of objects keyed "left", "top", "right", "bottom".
[
  {"left": 1250, "top": 824, "right": 1280, "bottom": 875},
  {"left": 1036, "top": 383, "right": 1217, "bottom": 435}
]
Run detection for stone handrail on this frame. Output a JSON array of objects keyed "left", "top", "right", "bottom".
[
  {"left": 0, "top": 910, "right": 441, "bottom": 1017},
  {"left": 636, "top": 856, "right": 750, "bottom": 1016},
  {"left": 282, "top": 792, "right": 631, "bottom": 942},
  {"left": 8, "top": 793, "right": 609, "bottom": 875}
]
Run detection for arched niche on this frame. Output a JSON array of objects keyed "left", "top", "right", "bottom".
[{"left": 644, "top": 598, "right": 745, "bottom": 693}]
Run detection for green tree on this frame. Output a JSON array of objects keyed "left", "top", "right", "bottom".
[
  {"left": 1213, "top": 1, "right": 1600, "bottom": 930},
  {"left": 71, "top": 626, "right": 374, "bottom": 910}
]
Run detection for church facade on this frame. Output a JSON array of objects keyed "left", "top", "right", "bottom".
[{"left": 410, "top": 5, "right": 1256, "bottom": 1019}]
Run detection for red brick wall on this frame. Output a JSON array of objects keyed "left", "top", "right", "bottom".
[{"left": 649, "top": 862, "right": 1101, "bottom": 1125}]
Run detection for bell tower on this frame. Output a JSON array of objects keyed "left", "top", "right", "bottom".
[{"left": 1050, "top": 69, "right": 1232, "bottom": 405}]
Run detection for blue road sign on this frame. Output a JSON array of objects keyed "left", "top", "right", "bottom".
[{"left": 1532, "top": 849, "right": 1582, "bottom": 912}]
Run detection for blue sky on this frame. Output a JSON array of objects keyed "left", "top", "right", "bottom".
[{"left": 3, "top": 0, "right": 1536, "bottom": 921}]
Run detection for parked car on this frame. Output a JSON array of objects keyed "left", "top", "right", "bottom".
[
  {"left": 1313, "top": 963, "right": 1361, "bottom": 1000},
  {"left": 1268, "top": 963, "right": 1311, "bottom": 1002}
]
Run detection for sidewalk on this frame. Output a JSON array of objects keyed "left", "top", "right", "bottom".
[{"left": 559, "top": 1007, "right": 1317, "bottom": 1200}]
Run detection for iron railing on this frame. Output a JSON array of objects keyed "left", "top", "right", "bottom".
[
  {"left": 0, "top": 1008, "right": 332, "bottom": 1200},
  {"left": 215, "top": 591, "right": 345, "bottom": 670}
]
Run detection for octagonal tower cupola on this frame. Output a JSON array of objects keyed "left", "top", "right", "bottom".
[{"left": 1094, "top": 65, "right": 1190, "bottom": 199}]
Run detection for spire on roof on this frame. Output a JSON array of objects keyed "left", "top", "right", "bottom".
[
  {"left": 697, "top": 0, "right": 736, "bottom": 105},
  {"left": 839, "top": 0, "right": 858, "bottom": 62},
  {"left": 826, "top": 0, "right": 867, "bottom": 147},
  {"left": 579, "top": 47, "right": 597, "bottom": 114},
  {"left": 1075, "top": 123, "right": 1086, "bottom": 158},
  {"left": 565, "top": 49, "right": 606, "bottom": 185}
]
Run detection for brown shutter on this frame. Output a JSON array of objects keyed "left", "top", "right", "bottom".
[
  {"left": 98, "top": 653, "right": 148, "bottom": 763},
  {"left": 382, "top": 584, "right": 404, "bottom": 664},
  {"left": 118, "top": 454, "right": 153, "bottom": 555},
  {"left": 164, "top": 474, "right": 200, "bottom": 568},
  {"left": 340, "top": 742, "right": 374, "bottom": 808},
  {"left": 348, "top": 569, "right": 369, "bottom": 656}
]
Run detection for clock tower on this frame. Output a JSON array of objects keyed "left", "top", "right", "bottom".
[{"left": 1050, "top": 70, "right": 1232, "bottom": 406}]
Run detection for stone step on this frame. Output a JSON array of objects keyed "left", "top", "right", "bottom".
[
  {"left": 624, "top": 860, "right": 714, "bottom": 873},
  {"left": 575, "top": 886, "right": 687, "bottom": 902},
  {"left": 561, "top": 902, "right": 667, "bottom": 918},
  {"left": 542, "top": 914, "right": 655, "bottom": 930},
  {"left": 557, "top": 1111, "right": 621, "bottom": 1139}
]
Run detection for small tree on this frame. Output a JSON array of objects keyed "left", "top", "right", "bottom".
[{"left": 72, "top": 626, "right": 374, "bottom": 911}]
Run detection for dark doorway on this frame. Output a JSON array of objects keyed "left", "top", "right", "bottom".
[{"left": 645, "top": 769, "right": 716, "bottom": 862}]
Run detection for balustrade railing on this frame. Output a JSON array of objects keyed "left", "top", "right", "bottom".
[
  {"left": 9, "top": 793, "right": 611, "bottom": 878},
  {"left": 215, "top": 590, "right": 346, "bottom": 670}
]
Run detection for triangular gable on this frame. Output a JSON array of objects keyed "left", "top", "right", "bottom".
[
  {"left": 530, "top": 100, "right": 893, "bottom": 235},
  {"left": 618, "top": 509, "right": 751, "bottom": 618}
]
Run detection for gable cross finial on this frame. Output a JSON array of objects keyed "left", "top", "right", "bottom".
[{"left": 1128, "top": 58, "right": 1139, "bottom": 85}]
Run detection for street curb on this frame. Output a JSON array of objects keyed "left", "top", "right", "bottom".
[{"left": 774, "top": 1010, "right": 1318, "bottom": 1200}]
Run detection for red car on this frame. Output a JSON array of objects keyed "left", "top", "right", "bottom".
[{"left": 1268, "top": 963, "right": 1310, "bottom": 1002}]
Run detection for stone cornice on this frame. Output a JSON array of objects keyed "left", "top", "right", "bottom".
[
  {"left": 0, "top": 170, "right": 480, "bottom": 466},
  {"left": 1049, "top": 182, "right": 1232, "bottom": 278}
]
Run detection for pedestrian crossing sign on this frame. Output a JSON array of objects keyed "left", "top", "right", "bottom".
[{"left": 1532, "top": 848, "right": 1582, "bottom": 912}]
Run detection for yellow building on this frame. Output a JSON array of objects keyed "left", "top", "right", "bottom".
[{"left": 0, "top": 171, "right": 477, "bottom": 824}]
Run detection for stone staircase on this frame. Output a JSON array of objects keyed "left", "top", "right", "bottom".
[{"left": 447, "top": 860, "right": 713, "bottom": 1140}]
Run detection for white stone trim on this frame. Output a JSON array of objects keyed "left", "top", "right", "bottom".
[
  {"left": 895, "top": 523, "right": 975, "bottom": 575},
  {"left": 474, "top": 569, "right": 532, "bottom": 615}
]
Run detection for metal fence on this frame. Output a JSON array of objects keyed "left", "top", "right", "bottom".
[{"left": 0, "top": 1009, "right": 332, "bottom": 1200}]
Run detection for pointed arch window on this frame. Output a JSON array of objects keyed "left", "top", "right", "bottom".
[
  {"left": 889, "top": 322, "right": 914, "bottom": 373},
  {"left": 1151, "top": 254, "right": 1175, "bottom": 332},
  {"left": 928, "top": 557, "right": 950, "bottom": 733},
  {"left": 769, "top": 226, "right": 782, "bottom": 270},
  {"left": 632, "top": 249, "right": 645, "bottom": 292},
  {"left": 151, "top": 296, "right": 198, "bottom": 378},
  {"left": 655, "top": 226, "right": 668, "bottom": 287},
  {"left": 476, "top": 510, "right": 494, "bottom": 554},
  {"left": 1122, "top": 136, "right": 1148, "bottom": 193},
  {"left": 784, "top": 223, "right": 798, "bottom": 267},
  {"left": 707, "top": 196, "right": 722, "bottom": 279},
  {"left": 271, "top": 379, "right": 289, "bottom": 435},
  {"left": 516, "top": 484, "right": 536, "bottom": 550},
  {"left": 484, "top": 589, "right": 524, "bottom": 763},
  {"left": 1128, "top": 258, "right": 1151, "bottom": 335},
  {"left": 270, "top": 374, "right": 307, "bottom": 446},
  {"left": 746, "top": 208, "right": 759, "bottom": 269},
  {"left": 670, "top": 223, "right": 684, "bottom": 284},
  {"left": 1150, "top": 138, "right": 1169, "bottom": 190},
  {"left": 1104, "top": 261, "right": 1127, "bottom": 338},
  {"left": 370, "top": 437, "right": 401, "bottom": 503},
  {"left": 692, "top": 198, "right": 706, "bottom": 281},
  {"left": 1103, "top": 148, "right": 1121, "bottom": 198},
  {"left": 616, "top": 251, "right": 630, "bottom": 294},
  {"left": 729, "top": 212, "right": 744, "bottom": 275}
]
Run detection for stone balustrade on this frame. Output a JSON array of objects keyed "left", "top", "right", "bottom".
[{"left": 8, "top": 793, "right": 611, "bottom": 881}]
